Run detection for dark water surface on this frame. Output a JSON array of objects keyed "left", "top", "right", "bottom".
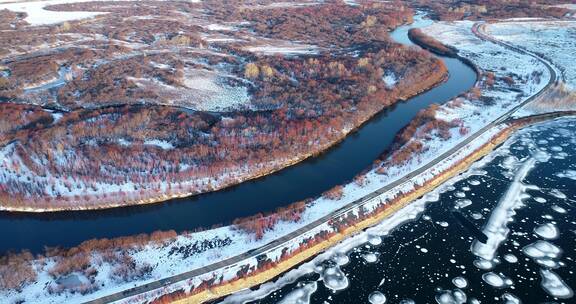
[
  {"left": 235, "top": 119, "right": 576, "bottom": 304},
  {"left": 1, "top": 15, "right": 476, "bottom": 254}
]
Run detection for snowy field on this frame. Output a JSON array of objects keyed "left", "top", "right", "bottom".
[
  {"left": 0, "top": 0, "right": 203, "bottom": 26},
  {"left": 0, "top": 0, "right": 107, "bottom": 25},
  {"left": 486, "top": 21, "right": 576, "bottom": 90},
  {"left": 243, "top": 44, "right": 320, "bottom": 56},
  {"left": 0, "top": 19, "right": 556, "bottom": 303}
]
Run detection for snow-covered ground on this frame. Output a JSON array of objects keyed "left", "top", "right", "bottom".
[
  {"left": 486, "top": 21, "right": 576, "bottom": 90},
  {"left": 0, "top": 0, "right": 205, "bottom": 26},
  {"left": 244, "top": 44, "right": 320, "bottom": 56},
  {"left": 130, "top": 68, "right": 252, "bottom": 112},
  {"left": 0, "top": 0, "right": 107, "bottom": 26},
  {"left": 382, "top": 72, "right": 398, "bottom": 88},
  {"left": 0, "top": 19, "right": 559, "bottom": 304}
]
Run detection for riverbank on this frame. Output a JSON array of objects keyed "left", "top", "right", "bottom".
[
  {"left": 0, "top": 60, "right": 449, "bottom": 213},
  {"left": 408, "top": 28, "right": 458, "bottom": 57}
]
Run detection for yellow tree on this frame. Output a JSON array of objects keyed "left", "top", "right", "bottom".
[{"left": 244, "top": 63, "right": 260, "bottom": 79}]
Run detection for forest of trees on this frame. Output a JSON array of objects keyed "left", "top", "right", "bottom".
[{"left": 0, "top": 0, "right": 449, "bottom": 210}]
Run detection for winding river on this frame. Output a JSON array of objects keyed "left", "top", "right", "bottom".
[{"left": 0, "top": 15, "right": 476, "bottom": 254}]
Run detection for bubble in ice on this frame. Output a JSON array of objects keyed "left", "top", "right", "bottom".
[
  {"left": 321, "top": 266, "right": 349, "bottom": 291},
  {"left": 556, "top": 169, "right": 576, "bottom": 180},
  {"left": 482, "top": 272, "right": 513, "bottom": 288},
  {"left": 549, "top": 189, "right": 567, "bottom": 199},
  {"left": 550, "top": 146, "right": 563, "bottom": 152},
  {"left": 468, "top": 179, "right": 481, "bottom": 186},
  {"left": 536, "top": 258, "right": 560, "bottom": 269},
  {"left": 420, "top": 248, "right": 428, "bottom": 253},
  {"left": 501, "top": 292, "right": 521, "bottom": 304},
  {"left": 399, "top": 299, "right": 415, "bottom": 304},
  {"left": 368, "top": 235, "right": 382, "bottom": 246},
  {"left": 471, "top": 213, "right": 483, "bottom": 220},
  {"left": 437, "top": 221, "right": 449, "bottom": 227},
  {"left": 454, "top": 192, "right": 466, "bottom": 198},
  {"left": 503, "top": 254, "right": 518, "bottom": 263},
  {"left": 540, "top": 269, "right": 574, "bottom": 299},
  {"left": 363, "top": 253, "right": 379, "bottom": 263},
  {"left": 534, "top": 197, "right": 547, "bottom": 203},
  {"left": 278, "top": 281, "right": 317, "bottom": 304},
  {"left": 461, "top": 186, "right": 471, "bottom": 192},
  {"left": 473, "top": 258, "right": 495, "bottom": 270},
  {"left": 551, "top": 205, "right": 567, "bottom": 214},
  {"left": 368, "top": 291, "right": 387, "bottom": 304},
  {"left": 332, "top": 253, "right": 349, "bottom": 266},
  {"left": 533, "top": 150, "right": 550, "bottom": 162},
  {"left": 534, "top": 223, "right": 559, "bottom": 240},
  {"left": 454, "top": 199, "right": 472, "bottom": 209},
  {"left": 435, "top": 289, "right": 467, "bottom": 304},
  {"left": 452, "top": 277, "right": 468, "bottom": 289},
  {"left": 553, "top": 152, "right": 568, "bottom": 159},
  {"left": 522, "top": 240, "right": 561, "bottom": 260}
]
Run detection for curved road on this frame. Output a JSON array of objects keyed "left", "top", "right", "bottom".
[{"left": 86, "top": 22, "right": 558, "bottom": 304}]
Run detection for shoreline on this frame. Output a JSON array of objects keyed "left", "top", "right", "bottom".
[
  {"left": 173, "top": 112, "right": 576, "bottom": 304},
  {"left": 0, "top": 68, "right": 449, "bottom": 213}
]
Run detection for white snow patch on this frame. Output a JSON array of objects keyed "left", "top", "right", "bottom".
[
  {"left": 244, "top": 44, "right": 319, "bottom": 56},
  {"left": 0, "top": 0, "right": 107, "bottom": 26}
]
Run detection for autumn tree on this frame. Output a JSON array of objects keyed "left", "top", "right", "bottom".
[{"left": 244, "top": 63, "right": 259, "bottom": 79}]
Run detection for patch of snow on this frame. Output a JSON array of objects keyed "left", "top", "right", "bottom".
[
  {"left": 143, "top": 139, "right": 174, "bottom": 150},
  {"left": 382, "top": 72, "right": 398, "bottom": 88},
  {"left": 244, "top": 44, "right": 319, "bottom": 56},
  {"left": 486, "top": 21, "right": 576, "bottom": 90},
  {"left": 0, "top": 0, "right": 107, "bottom": 26},
  {"left": 203, "top": 23, "right": 236, "bottom": 31}
]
